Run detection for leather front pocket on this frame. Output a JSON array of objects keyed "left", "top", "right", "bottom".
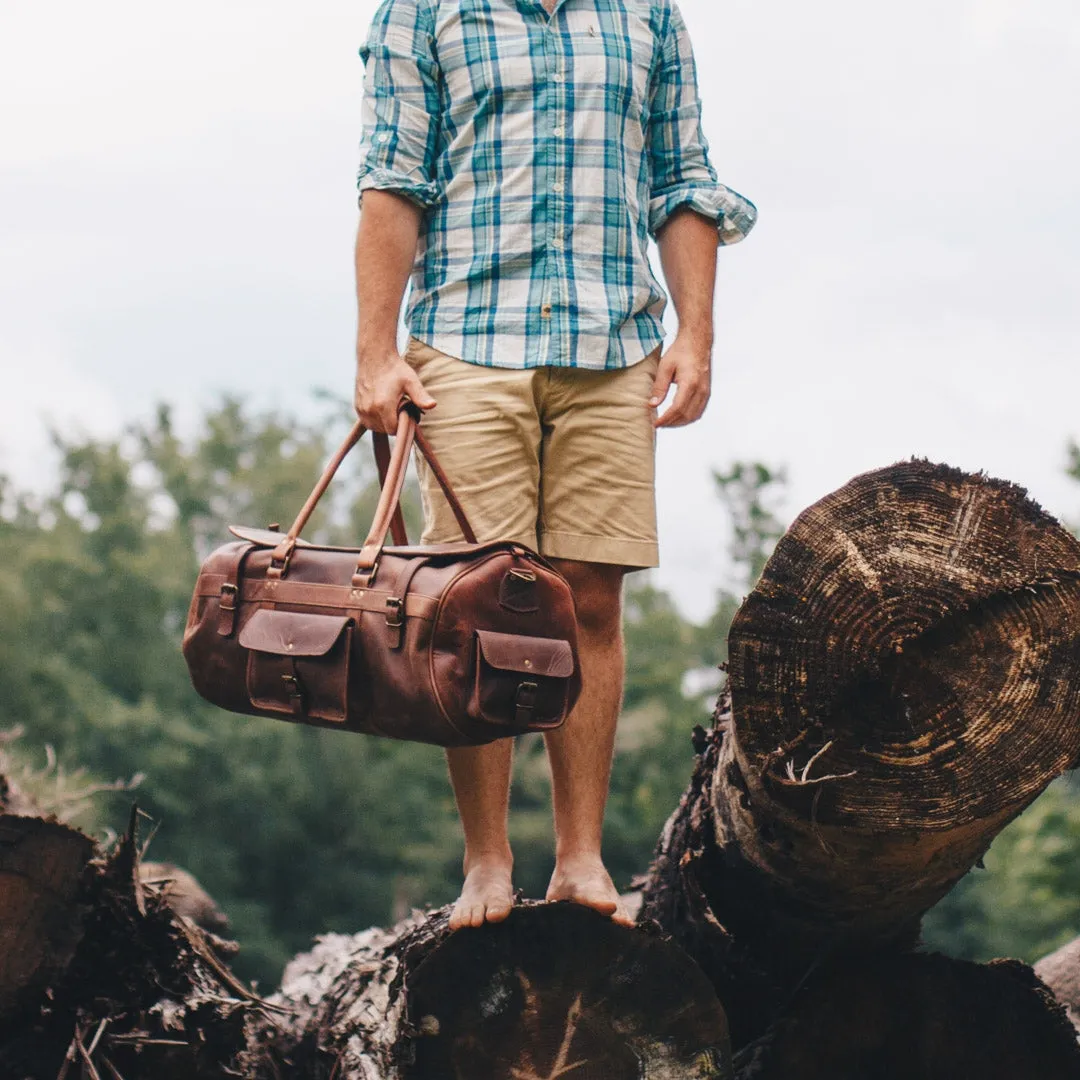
[
  {"left": 239, "top": 609, "right": 352, "bottom": 723},
  {"left": 470, "top": 629, "right": 574, "bottom": 732}
]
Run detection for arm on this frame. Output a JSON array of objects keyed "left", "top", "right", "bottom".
[
  {"left": 649, "top": 207, "right": 718, "bottom": 428},
  {"left": 353, "top": 0, "right": 441, "bottom": 431},
  {"left": 354, "top": 191, "right": 435, "bottom": 433},
  {"left": 645, "top": 3, "right": 756, "bottom": 427}
]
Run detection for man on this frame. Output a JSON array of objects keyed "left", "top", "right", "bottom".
[{"left": 353, "top": 0, "right": 755, "bottom": 931}]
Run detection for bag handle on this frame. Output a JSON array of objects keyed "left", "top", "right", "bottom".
[
  {"left": 372, "top": 423, "right": 477, "bottom": 547},
  {"left": 266, "top": 405, "right": 477, "bottom": 582}
]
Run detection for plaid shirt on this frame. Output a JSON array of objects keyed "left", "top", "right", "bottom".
[{"left": 358, "top": 0, "right": 756, "bottom": 370}]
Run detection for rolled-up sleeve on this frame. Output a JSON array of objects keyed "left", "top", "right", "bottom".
[
  {"left": 357, "top": 0, "right": 441, "bottom": 209},
  {"left": 647, "top": 3, "right": 757, "bottom": 245}
]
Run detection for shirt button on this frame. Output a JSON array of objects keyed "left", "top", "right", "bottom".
[
  {"left": 553, "top": 126, "right": 565, "bottom": 137},
  {"left": 541, "top": 304, "right": 553, "bottom": 317},
  {"left": 552, "top": 235, "right": 564, "bottom": 249},
  {"left": 553, "top": 70, "right": 564, "bottom": 82},
  {"left": 552, "top": 182, "right": 564, "bottom": 193}
]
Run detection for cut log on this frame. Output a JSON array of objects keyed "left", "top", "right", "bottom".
[
  {"left": 0, "top": 809, "right": 254, "bottom": 1080},
  {"left": 642, "top": 462, "right": 1080, "bottom": 1042},
  {"left": 0, "top": 814, "right": 95, "bottom": 1016},
  {"left": 733, "top": 953, "right": 1080, "bottom": 1079},
  {"left": 1035, "top": 935, "right": 1080, "bottom": 1034},
  {"left": 246, "top": 902, "right": 732, "bottom": 1080}
]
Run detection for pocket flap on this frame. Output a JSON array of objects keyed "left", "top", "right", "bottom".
[
  {"left": 239, "top": 610, "right": 350, "bottom": 657},
  {"left": 475, "top": 629, "right": 575, "bottom": 679}
]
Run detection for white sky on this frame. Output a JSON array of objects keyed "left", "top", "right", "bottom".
[{"left": 1, "top": 0, "right": 1078, "bottom": 618}]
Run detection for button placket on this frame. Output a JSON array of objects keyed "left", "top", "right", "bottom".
[{"left": 544, "top": 16, "right": 569, "bottom": 330}]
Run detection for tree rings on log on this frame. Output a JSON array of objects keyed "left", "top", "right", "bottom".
[
  {"left": 727, "top": 460, "right": 1080, "bottom": 832},
  {"left": 407, "top": 904, "right": 730, "bottom": 1080},
  {"left": 262, "top": 903, "right": 731, "bottom": 1079},
  {"left": 734, "top": 953, "right": 1080, "bottom": 1079},
  {"left": 0, "top": 814, "right": 94, "bottom": 1015}
]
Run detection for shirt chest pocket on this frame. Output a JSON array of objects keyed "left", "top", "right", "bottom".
[{"left": 564, "top": 13, "right": 655, "bottom": 122}]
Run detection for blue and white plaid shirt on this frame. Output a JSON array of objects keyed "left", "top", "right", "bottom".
[{"left": 358, "top": 0, "right": 756, "bottom": 370}]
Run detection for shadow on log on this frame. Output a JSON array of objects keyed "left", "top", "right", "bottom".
[
  {"left": 733, "top": 953, "right": 1080, "bottom": 1079},
  {"left": 642, "top": 461, "right": 1080, "bottom": 1044},
  {"left": 248, "top": 903, "right": 732, "bottom": 1079}
]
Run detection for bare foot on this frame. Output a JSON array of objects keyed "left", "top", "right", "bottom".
[
  {"left": 546, "top": 855, "right": 635, "bottom": 927},
  {"left": 449, "top": 859, "right": 515, "bottom": 931}
]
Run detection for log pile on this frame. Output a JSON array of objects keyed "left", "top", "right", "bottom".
[{"left": 5, "top": 459, "right": 1080, "bottom": 1078}]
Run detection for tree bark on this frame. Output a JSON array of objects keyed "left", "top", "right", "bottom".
[
  {"left": 246, "top": 902, "right": 732, "bottom": 1080},
  {"left": 641, "top": 461, "right": 1080, "bottom": 1043},
  {"left": 1035, "top": 935, "right": 1080, "bottom": 1034}
]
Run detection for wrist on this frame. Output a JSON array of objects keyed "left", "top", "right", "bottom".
[
  {"left": 675, "top": 325, "right": 713, "bottom": 353},
  {"left": 356, "top": 336, "right": 401, "bottom": 369}
]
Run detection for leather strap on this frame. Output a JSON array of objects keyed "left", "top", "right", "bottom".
[
  {"left": 196, "top": 574, "right": 440, "bottom": 621},
  {"left": 414, "top": 426, "right": 478, "bottom": 544},
  {"left": 354, "top": 413, "right": 418, "bottom": 581},
  {"left": 373, "top": 428, "right": 476, "bottom": 546},
  {"left": 265, "top": 404, "right": 478, "bottom": 582},
  {"left": 373, "top": 432, "right": 409, "bottom": 547}
]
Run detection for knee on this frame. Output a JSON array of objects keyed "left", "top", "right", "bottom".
[{"left": 551, "top": 560, "right": 624, "bottom": 639}]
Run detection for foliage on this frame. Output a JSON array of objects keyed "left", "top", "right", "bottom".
[
  {"left": 1, "top": 398, "right": 775, "bottom": 987},
  {"left": 923, "top": 777, "right": 1080, "bottom": 963},
  {"left": 713, "top": 462, "right": 788, "bottom": 591}
]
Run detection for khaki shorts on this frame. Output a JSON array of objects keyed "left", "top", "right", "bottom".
[{"left": 405, "top": 338, "right": 660, "bottom": 569}]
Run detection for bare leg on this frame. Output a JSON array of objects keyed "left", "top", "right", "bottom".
[
  {"left": 445, "top": 739, "right": 515, "bottom": 930},
  {"left": 544, "top": 559, "right": 633, "bottom": 926}
]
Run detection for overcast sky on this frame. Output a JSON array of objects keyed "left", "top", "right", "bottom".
[{"left": 2, "top": 0, "right": 1077, "bottom": 618}]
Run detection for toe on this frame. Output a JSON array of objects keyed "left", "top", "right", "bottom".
[{"left": 486, "top": 897, "right": 513, "bottom": 923}]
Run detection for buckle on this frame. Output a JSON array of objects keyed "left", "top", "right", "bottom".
[
  {"left": 385, "top": 596, "right": 404, "bottom": 628},
  {"left": 219, "top": 583, "right": 238, "bottom": 612},
  {"left": 281, "top": 673, "right": 305, "bottom": 715},
  {"left": 515, "top": 681, "right": 539, "bottom": 727},
  {"left": 384, "top": 595, "right": 405, "bottom": 649},
  {"left": 509, "top": 568, "right": 537, "bottom": 583},
  {"left": 267, "top": 550, "right": 293, "bottom": 579}
]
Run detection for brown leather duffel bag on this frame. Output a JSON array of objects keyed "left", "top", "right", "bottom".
[{"left": 182, "top": 407, "right": 581, "bottom": 746}]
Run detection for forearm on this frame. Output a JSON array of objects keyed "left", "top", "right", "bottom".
[
  {"left": 656, "top": 207, "right": 718, "bottom": 348},
  {"left": 355, "top": 190, "right": 424, "bottom": 359},
  {"left": 353, "top": 190, "right": 434, "bottom": 431}
]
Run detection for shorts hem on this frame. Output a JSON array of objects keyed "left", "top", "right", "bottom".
[{"left": 540, "top": 531, "right": 659, "bottom": 570}]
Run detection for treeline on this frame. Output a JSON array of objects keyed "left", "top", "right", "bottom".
[{"left": 2, "top": 403, "right": 1078, "bottom": 986}]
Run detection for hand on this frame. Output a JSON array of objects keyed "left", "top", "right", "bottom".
[
  {"left": 354, "top": 348, "right": 436, "bottom": 433},
  {"left": 648, "top": 335, "right": 712, "bottom": 428}
]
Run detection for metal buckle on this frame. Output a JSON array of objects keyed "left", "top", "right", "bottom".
[
  {"left": 219, "top": 583, "right": 238, "bottom": 612},
  {"left": 509, "top": 568, "right": 537, "bottom": 583},
  {"left": 385, "top": 596, "right": 404, "bottom": 628},
  {"left": 281, "top": 673, "right": 305, "bottom": 715},
  {"left": 267, "top": 549, "right": 293, "bottom": 579},
  {"left": 515, "top": 681, "right": 539, "bottom": 726}
]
